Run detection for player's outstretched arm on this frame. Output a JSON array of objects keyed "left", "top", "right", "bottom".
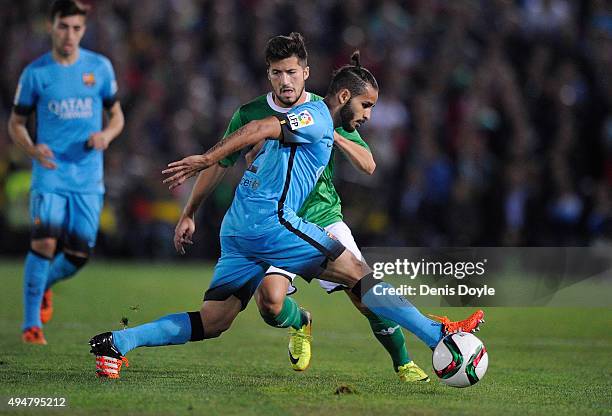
[
  {"left": 87, "top": 102, "right": 125, "bottom": 150},
  {"left": 173, "top": 164, "right": 227, "bottom": 254},
  {"left": 7, "top": 111, "right": 56, "bottom": 169},
  {"left": 333, "top": 131, "right": 376, "bottom": 175},
  {"left": 163, "top": 116, "right": 281, "bottom": 189}
]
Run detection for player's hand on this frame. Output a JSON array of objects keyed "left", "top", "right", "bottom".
[
  {"left": 162, "top": 155, "right": 212, "bottom": 190},
  {"left": 245, "top": 141, "right": 264, "bottom": 166},
  {"left": 87, "top": 132, "right": 111, "bottom": 150},
  {"left": 29, "top": 144, "right": 56, "bottom": 169},
  {"left": 174, "top": 214, "right": 196, "bottom": 255}
]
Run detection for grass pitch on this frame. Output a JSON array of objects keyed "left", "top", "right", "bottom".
[{"left": 0, "top": 260, "right": 610, "bottom": 415}]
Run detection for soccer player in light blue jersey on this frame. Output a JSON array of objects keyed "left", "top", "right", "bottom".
[
  {"left": 8, "top": 0, "right": 124, "bottom": 344},
  {"left": 89, "top": 51, "right": 483, "bottom": 380}
]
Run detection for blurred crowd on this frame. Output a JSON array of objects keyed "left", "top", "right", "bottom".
[{"left": 1, "top": 0, "right": 611, "bottom": 259}]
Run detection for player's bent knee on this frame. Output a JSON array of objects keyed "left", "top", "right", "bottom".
[
  {"left": 31, "top": 238, "right": 57, "bottom": 258},
  {"left": 255, "top": 274, "right": 289, "bottom": 317},
  {"left": 255, "top": 292, "right": 284, "bottom": 317}
]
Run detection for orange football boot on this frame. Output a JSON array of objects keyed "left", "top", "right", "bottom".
[
  {"left": 429, "top": 310, "right": 485, "bottom": 335},
  {"left": 22, "top": 327, "right": 47, "bottom": 345},
  {"left": 89, "top": 332, "right": 129, "bottom": 379},
  {"left": 40, "top": 289, "right": 53, "bottom": 324}
]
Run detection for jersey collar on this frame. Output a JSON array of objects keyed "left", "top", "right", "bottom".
[{"left": 266, "top": 92, "right": 311, "bottom": 113}]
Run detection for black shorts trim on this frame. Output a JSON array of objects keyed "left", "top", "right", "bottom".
[
  {"left": 276, "top": 145, "right": 345, "bottom": 261},
  {"left": 263, "top": 271, "right": 298, "bottom": 295},
  {"left": 13, "top": 105, "right": 34, "bottom": 116},
  {"left": 103, "top": 96, "right": 117, "bottom": 109},
  {"left": 63, "top": 233, "right": 92, "bottom": 254},
  {"left": 31, "top": 224, "right": 63, "bottom": 240},
  {"left": 31, "top": 224, "right": 92, "bottom": 254},
  {"left": 325, "top": 285, "right": 347, "bottom": 295},
  {"left": 203, "top": 283, "right": 255, "bottom": 311},
  {"left": 264, "top": 271, "right": 295, "bottom": 282},
  {"left": 29, "top": 249, "right": 53, "bottom": 261}
]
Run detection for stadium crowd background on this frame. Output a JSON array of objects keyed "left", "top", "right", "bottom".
[{"left": 0, "top": 0, "right": 610, "bottom": 259}]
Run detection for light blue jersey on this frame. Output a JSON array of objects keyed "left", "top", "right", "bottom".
[
  {"left": 207, "top": 99, "right": 345, "bottom": 307},
  {"left": 220, "top": 100, "right": 335, "bottom": 237},
  {"left": 13, "top": 48, "right": 117, "bottom": 194}
]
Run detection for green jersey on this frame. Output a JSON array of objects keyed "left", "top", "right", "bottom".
[{"left": 219, "top": 92, "right": 370, "bottom": 228}]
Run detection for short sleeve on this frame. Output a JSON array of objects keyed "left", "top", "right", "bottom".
[
  {"left": 219, "top": 110, "right": 245, "bottom": 167},
  {"left": 100, "top": 57, "right": 118, "bottom": 109},
  {"left": 336, "top": 127, "right": 370, "bottom": 151},
  {"left": 279, "top": 106, "right": 327, "bottom": 145},
  {"left": 13, "top": 67, "right": 38, "bottom": 115}
]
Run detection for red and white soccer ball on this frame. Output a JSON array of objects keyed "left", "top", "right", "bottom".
[{"left": 432, "top": 332, "right": 488, "bottom": 388}]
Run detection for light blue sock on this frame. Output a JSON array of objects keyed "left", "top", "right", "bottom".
[
  {"left": 23, "top": 251, "right": 51, "bottom": 330},
  {"left": 112, "top": 313, "right": 192, "bottom": 355},
  {"left": 361, "top": 282, "right": 443, "bottom": 349},
  {"left": 45, "top": 253, "right": 78, "bottom": 290}
]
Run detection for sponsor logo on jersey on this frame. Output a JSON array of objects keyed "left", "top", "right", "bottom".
[
  {"left": 240, "top": 177, "right": 260, "bottom": 190},
  {"left": 48, "top": 97, "right": 94, "bottom": 119},
  {"left": 82, "top": 73, "right": 96, "bottom": 86},
  {"left": 287, "top": 110, "right": 314, "bottom": 130}
]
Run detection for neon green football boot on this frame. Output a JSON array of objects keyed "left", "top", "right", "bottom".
[
  {"left": 397, "top": 361, "right": 430, "bottom": 382},
  {"left": 288, "top": 310, "right": 312, "bottom": 371}
]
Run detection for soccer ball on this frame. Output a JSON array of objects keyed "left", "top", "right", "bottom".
[{"left": 432, "top": 332, "right": 488, "bottom": 388}]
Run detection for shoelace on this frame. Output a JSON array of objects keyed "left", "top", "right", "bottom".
[
  {"left": 290, "top": 330, "right": 312, "bottom": 355},
  {"left": 398, "top": 363, "right": 428, "bottom": 380},
  {"left": 427, "top": 313, "right": 455, "bottom": 331},
  {"left": 96, "top": 356, "right": 129, "bottom": 371}
]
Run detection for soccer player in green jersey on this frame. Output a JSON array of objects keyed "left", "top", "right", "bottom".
[{"left": 173, "top": 33, "right": 428, "bottom": 382}]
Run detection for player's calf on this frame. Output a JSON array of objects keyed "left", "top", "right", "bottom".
[
  {"left": 88, "top": 311, "right": 207, "bottom": 379},
  {"left": 41, "top": 253, "right": 89, "bottom": 324},
  {"left": 319, "top": 249, "right": 370, "bottom": 288},
  {"left": 255, "top": 274, "right": 289, "bottom": 318},
  {"left": 200, "top": 300, "right": 240, "bottom": 339}
]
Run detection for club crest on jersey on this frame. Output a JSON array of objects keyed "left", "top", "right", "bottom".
[
  {"left": 287, "top": 110, "right": 314, "bottom": 130},
  {"left": 82, "top": 73, "right": 96, "bottom": 86}
]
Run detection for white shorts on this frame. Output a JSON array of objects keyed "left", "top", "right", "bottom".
[{"left": 265, "top": 221, "right": 363, "bottom": 294}]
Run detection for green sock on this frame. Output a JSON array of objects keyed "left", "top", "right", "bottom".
[
  {"left": 366, "top": 313, "right": 410, "bottom": 370},
  {"left": 261, "top": 297, "right": 307, "bottom": 330}
]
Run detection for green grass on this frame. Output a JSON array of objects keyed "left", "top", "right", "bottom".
[{"left": 0, "top": 260, "right": 611, "bottom": 415}]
